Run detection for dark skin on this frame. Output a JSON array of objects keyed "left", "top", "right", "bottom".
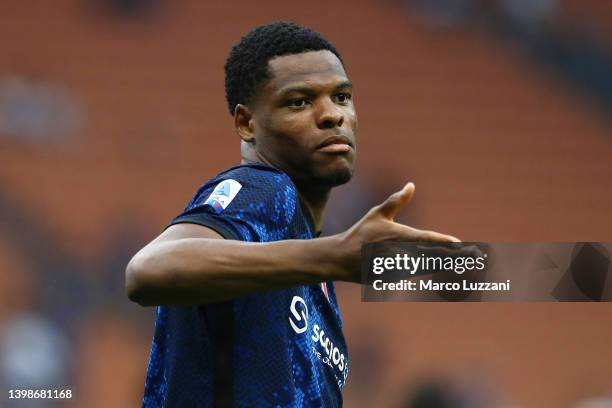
[
  {"left": 126, "top": 50, "right": 459, "bottom": 306},
  {"left": 236, "top": 50, "right": 357, "bottom": 231}
]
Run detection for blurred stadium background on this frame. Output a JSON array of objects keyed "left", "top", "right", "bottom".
[{"left": 1, "top": 0, "right": 611, "bottom": 407}]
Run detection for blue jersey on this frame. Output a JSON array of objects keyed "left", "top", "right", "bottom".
[{"left": 142, "top": 164, "right": 349, "bottom": 407}]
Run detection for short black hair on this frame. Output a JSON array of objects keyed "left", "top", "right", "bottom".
[{"left": 224, "top": 21, "right": 343, "bottom": 115}]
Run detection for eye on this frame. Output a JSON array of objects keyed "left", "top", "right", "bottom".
[
  {"left": 334, "top": 93, "right": 351, "bottom": 104},
  {"left": 288, "top": 98, "right": 310, "bottom": 108}
]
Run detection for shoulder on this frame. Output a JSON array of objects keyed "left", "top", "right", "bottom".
[
  {"left": 189, "top": 165, "right": 295, "bottom": 208},
  {"left": 186, "top": 164, "right": 299, "bottom": 217},
  {"left": 220, "top": 164, "right": 294, "bottom": 191},
  {"left": 174, "top": 164, "right": 307, "bottom": 241}
]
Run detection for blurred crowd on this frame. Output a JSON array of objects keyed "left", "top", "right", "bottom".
[{"left": 1, "top": 0, "right": 611, "bottom": 406}]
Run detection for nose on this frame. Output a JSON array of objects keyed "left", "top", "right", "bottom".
[{"left": 316, "top": 99, "right": 344, "bottom": 129}]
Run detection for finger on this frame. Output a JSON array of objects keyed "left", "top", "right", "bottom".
[
  {"left": 393, "top": 224, "right": 461, "bottom": 243},
  {"left": 416, "top": 244, "right": 477, "bottom": 258},
  {"left": 376, "top": 183, "right": 416, "bottom": 220},
  {"left": 416, "top": 230, "right": 461, "bottom": 243}
]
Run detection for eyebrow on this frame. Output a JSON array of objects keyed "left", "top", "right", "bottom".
[{"left": 276, "top": 80, "right": 353, "bottom": 97}]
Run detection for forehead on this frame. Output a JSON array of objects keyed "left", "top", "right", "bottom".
[{"left": 265, "top": 50, "right": 348, "bottom": 93}]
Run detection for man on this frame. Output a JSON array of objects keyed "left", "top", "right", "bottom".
[{"left": 126, "top": 22, "right": 458, "bottom": 407}]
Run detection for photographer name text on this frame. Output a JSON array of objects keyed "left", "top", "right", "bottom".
[{"left": 372, "top": 279, "right": 511, "bottom": 292}]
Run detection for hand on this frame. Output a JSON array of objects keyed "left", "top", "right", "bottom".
[{"left": 334, "top": 183, "right": 460, "bottom": 282}]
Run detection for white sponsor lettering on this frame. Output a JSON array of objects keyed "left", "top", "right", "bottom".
[
  {"left": 289, "top": 296, "right": 308, "bottom": 334},
  {"left": 288, "top": 297, "right": 349, "bottom": 387}
]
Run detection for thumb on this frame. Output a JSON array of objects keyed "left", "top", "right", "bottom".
[{"left": 376, "top": 182, "right": 415, "bottom": 220}]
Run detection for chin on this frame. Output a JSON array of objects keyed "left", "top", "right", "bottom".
[{"left": 314, "top": 165, "right": 354, "bottom": 187}]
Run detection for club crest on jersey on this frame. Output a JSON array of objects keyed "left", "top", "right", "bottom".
[{"left": 205, "top": 179, "right": 242, "bottom": 214}]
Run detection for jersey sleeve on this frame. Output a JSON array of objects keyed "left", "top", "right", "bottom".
[{"left": 168, "top": 167, "right": 299, "bottom": 242}]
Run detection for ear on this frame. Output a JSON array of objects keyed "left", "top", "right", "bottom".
[{"left": 234, "top": 104, "right": 255, "bottom": 143}]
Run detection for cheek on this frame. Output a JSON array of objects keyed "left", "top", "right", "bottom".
[
  {"left": 346, "top": 110, "right": 358, "bottom": 133},
  {"left": 272, "top": 115, "right": 313, "bottom": 146},
  {"left": 255, "top": 117, "right": 310, "bottom": 164},
  {"left": 255, "top": 113, "right": 290, "bottom": 146}
]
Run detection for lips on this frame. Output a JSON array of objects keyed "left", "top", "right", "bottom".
[{"left": 316, "top": 135, "right": 353, "bottom": 153}]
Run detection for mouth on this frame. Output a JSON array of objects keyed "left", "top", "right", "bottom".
[{"left": 315, "top": 135, "right": 354, "bottom": 153}]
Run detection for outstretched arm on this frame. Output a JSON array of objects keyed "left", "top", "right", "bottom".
[{"left": 125, "top": 183, "right": 459, "bottom": 306}]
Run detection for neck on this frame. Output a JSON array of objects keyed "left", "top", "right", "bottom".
[
  {"left": 240, "top": 141, "right": 330, "bottom": 232},
  {"left": 295, "top": 183, "right": 331, "bottom": 232},
  {"left": 240, "top": 141, "right": 264, "bottom": 166}
]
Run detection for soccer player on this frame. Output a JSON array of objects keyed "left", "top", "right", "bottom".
[{"left": 126, "top": 22, "right": 458, "bottom": 407}]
